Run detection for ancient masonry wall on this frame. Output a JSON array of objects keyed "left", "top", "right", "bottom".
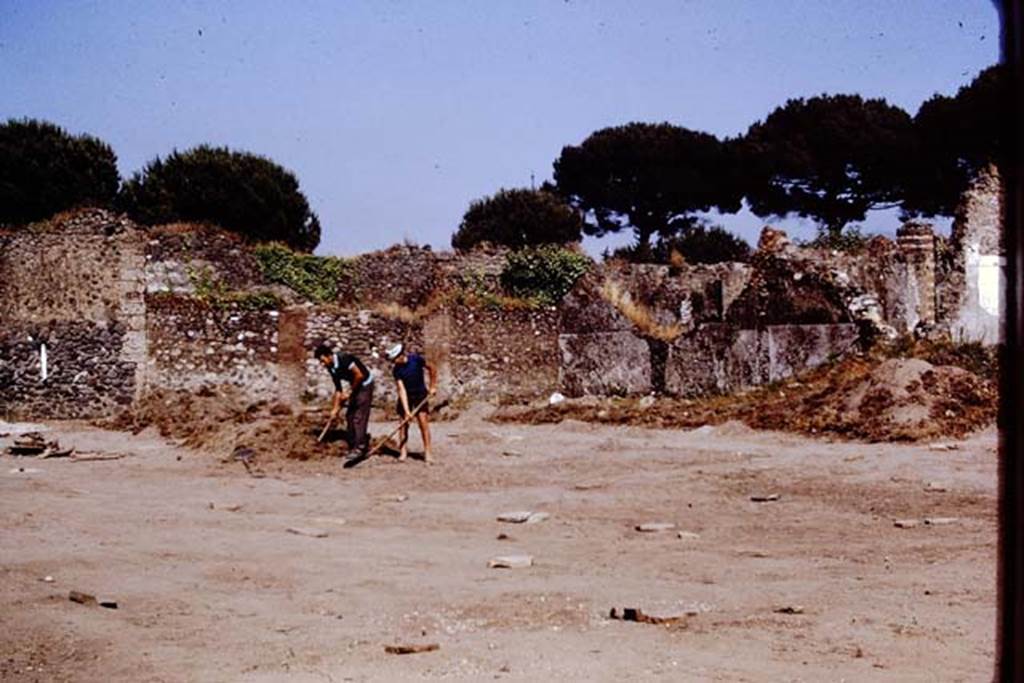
[
  {"left": 558, "top": 257, "right": 863, "bottom": 398},
  {"left": 0, "top": 184, "right": 1003, "bottom": 419},
  {"left": 144, "top": 295, "right": 281, "bottom": 396},
  {"left": 442, "top": 305, "right": 560, "bottom": 402},
  {"left": 940, "top": 165, "right": 1004, "bottom": 344},
  {"left": 0, "top": 210, "right": 146, "bottom": 419}
]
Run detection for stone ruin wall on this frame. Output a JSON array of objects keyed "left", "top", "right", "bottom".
[
  {"left": 144, "top": 294, "right": 281, "bottom": 397},
  {"left": 0, "top": 173, "right": 1005, "bottom": 419},
  {"left": 939, "top": 165, "right": 1004, "bottom": 345},
  {"left": 0, "top": 210, "right": 146, "bottom": 418}
]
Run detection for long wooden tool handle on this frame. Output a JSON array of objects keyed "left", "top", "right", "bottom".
[
  {"left": 317, "top": 416, "right": 334, "bottom": 442},
  {"left": 366, "top": 396, "right": 431, "bottom": 457}
]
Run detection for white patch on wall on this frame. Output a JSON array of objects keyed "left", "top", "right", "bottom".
[
  {"left": 976, "top": 254, "right": 1004, "bottom": 317},
  {"left": 39, "top": 343, "right": 48, "bottom": 382}
]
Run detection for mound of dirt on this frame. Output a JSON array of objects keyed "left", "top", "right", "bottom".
[
  {"left": 494, "top": 353, "right": 997, "bottom": 443},
  {"left": 100, "top": 387, "right": 342, "bottom": 462}
]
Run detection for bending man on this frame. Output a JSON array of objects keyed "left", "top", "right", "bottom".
[
  {"left": 386, "top": 343, "right": 437, "bottom": 463},
  {"left": 315, "top": 343, "right": 375, "bottom": 460}
]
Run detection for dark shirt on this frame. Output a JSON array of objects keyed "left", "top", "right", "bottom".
[
  {"left": 392, "top": 353, "right": 428, "bottom": 397},
  {"left": 328, "top": 353, "right": 373, "bottom": 392}
]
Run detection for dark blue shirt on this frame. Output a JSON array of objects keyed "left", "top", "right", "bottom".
[{"left": 392, "top": 353, "right": 428, "bottom": 396}]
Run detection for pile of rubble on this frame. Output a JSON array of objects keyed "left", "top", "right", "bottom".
[{"left": 5, "top": 432, "right": 72, "bottom": 459}]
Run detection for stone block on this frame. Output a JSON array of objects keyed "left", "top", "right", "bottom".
[
  {"left": 766, "top": 324, "right": 860, "bottom": 382},
  {"left": 558, "top": 331, "right": 651, "bottom": 396}
]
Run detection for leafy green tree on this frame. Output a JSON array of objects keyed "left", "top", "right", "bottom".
[
  {"left": 741, "top": 95, "right": 915, "bottom": 239},
  {"left": 452, "top": 187, "right": 582, "bottom": 250},
  {"left": 610, "top": 223, "right": 751, "bottom": 265},
  {"left": 0, "top": 118, "right": 120, "bottom": 225},
  {"left": 553, "top": 122, "right": 741, "bottom": 257},
  {"left": 663, "top": 223, "right": 751, "bottom": 264},
  {"left": 119, "top": 145, "right": 321, "bottom": 252},
  {"left": 904, "top": 64, "right": 1008, "bottom": 217}
]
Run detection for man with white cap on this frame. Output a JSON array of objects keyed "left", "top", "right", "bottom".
[{"left": 386, "top": 342, "right": 437, "bottom": 463}]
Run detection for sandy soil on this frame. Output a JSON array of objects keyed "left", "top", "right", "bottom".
[{"left": 0, "top": 410, "right": 997, "bottom": 682}]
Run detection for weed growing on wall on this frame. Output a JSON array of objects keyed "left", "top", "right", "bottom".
[
  {"left": 185, "top": 265, "right": 281, "bottom": 311},
  {"left": 253, "top": 243, "right": 353, "bottom": 303},
  {"left": 499, "top": 246, "right": 591, "bottom": 306},
  {"left": 599, "top": 278, "right": 682, "bottom": 342}
]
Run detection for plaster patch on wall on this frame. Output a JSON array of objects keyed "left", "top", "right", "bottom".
[{"left": 975, "top": 254, "right": 1004, "bottom": 317}]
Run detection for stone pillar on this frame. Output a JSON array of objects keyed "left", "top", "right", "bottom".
[
  {"left": 276, "top": 306, "right": 310, "bottom": 406},
  {"left": 896, "top": 221, "right": 937, "bottom": 327},
  {"left": 422, "top": 310, "right": 453, "bottom": 397}
]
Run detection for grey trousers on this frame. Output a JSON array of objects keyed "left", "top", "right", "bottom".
[{"left": 346, "top": 382, "right": 374, "bottom": 453}]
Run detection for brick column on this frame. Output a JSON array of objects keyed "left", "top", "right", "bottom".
[{"left": 897, "top": 221, "right": 937, "bottom": 327}]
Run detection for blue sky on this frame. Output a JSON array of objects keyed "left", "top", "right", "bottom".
[{"left": 0, "top": 1, "right": 1001, "bottom": 255}]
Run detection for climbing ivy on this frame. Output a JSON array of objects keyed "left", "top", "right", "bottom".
[
  {"left": 253, "top": 243, "right": 354, "bottom": 303},
  {"left": 185, "top": 264, "right": 281, "bottom": 311}
]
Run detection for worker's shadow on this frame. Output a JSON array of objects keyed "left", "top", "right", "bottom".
[
  {"left": 359, "top": 441, "right": 430, "bottom": 464},
  {"left": 312, "top": 426, "right": 348, "bottom": 444}
]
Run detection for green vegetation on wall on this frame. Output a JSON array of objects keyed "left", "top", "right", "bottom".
[
  {"left": 185, "top": 264, "right": 282, "bottom": 311},
  {"left": 253, "top": 243, "right": 353, "bottom": 303},
  {"left": 499, "top": 246, "right": 591, "bottom": 306}
]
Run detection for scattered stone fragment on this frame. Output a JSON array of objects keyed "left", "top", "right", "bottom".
[
  {"left": 488, "top": 554, "right": 533, "bottom": 569},
  {"left": 677, "top": 531, "right": 700, "bottom": 540},
  {"left": 69, "top": 591, "right": 97, "bottom": 606},
  {"left": 222, "top": 504, "right": 243, "bottom": 512},
  {"left": 385, "top": 643, "right": 440, "bottom": 655},
  {"left": 501, "top": 450, "right": 522, "bottom": 457},
  {"left": 774, "top": 605, "right": 805, "bottom": 615},
  {"left": 548, "top": 392, "right": 566, "bottom": 406},
  {"left": 924, "top": 482, "right": 948, "bottom": 493},
  {"left": 99, "top": 601, "right": 118, "bottom": 609},
  {"left": 928, "top": 443, "right": 959, "bottom": 452},
  {"left": 69, "top": 452, "right": 127, "bottom": 462},
  {"left": 287, "top": 527, "right": 329, "bottom": 538},
  {"left": 894, "top": 519, "right": 920, "bottom": 529},
  {"left": 384, "top": 494, "right": 408, "bottom": 503},
  {"left": 496, "top": 533, "right": 511, "bottom": 541},
  {"left": 42, "top": 576, "right": 54, "bottom": 583},
  {"left": 638, "top": 395, "right": 656, "bottom": 409},
  {"left": 750, "top": 494, "right": 780, "bottom": 502},
  {"left": 924, "top": 517, "right": 959, "bottom": 526},
  {"left": 609, "top": 607, "right": 688, "bottom": 625},
  {"left": 573, "top": 482, "right": 605, "bottom": 491},
  {"left": 636, "top": 522, "right": 676, "bottom": 533},
  {"left": 38, "top": 447, "right": 73, "bottom": 459},
  {"left": 497, "top": 511, "right": 548, "bottom": 524}
]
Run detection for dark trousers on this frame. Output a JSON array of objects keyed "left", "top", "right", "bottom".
[{"left": 346, "top": 382, "right": 374, "bottom": 453}]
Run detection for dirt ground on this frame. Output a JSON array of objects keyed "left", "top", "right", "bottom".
[{"left": 0, "top": 408, "right": 997, "bottom": 682}]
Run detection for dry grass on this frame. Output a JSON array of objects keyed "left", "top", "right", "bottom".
[
  {"left": 599, "top": 278, "right": 682, "bottom": 342},
  {"left": 372, "top": 293, "right": 447, "bottom": 322},
  {"left": 373, "top": 301, "right": 424, "bottom": 323}
]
